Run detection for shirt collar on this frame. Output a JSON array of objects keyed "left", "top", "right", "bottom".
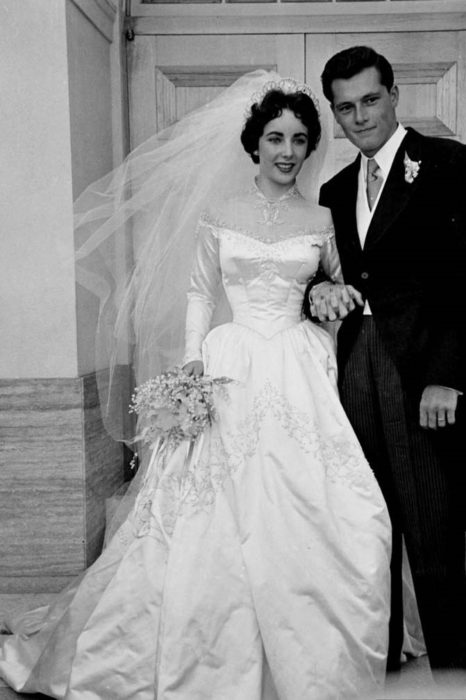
[{"left": 361, "top": 123, "right": 407, "bottom": 181}]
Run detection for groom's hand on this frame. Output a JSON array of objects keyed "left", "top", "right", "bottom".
[
  {"left": 309, "top": 282, "right": 364, "bottom": 322},
  {"left": 419, "top": 385, "right": 459, "bottom": 429}
]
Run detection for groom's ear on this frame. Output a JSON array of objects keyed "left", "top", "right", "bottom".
[{"left": 390, "top": 84, "right": 399, "bottom": 109}]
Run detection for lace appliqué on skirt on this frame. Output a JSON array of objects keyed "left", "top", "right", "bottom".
[{"left": 131, "top": 381, "right": 376, "bottom": 540}]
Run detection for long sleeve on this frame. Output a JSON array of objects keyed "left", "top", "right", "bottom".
[
  {"left": 183, "top": 218, "right": 221, "bottom": 364},
  {"left": 319, "top": 227, "right": 344, "bottom": 285},
  {"left": 422, "top": 144, "right": 466, "bottom": 391},
  {"left": 301, "top": 215, "right": 344, "bottom": 322}
]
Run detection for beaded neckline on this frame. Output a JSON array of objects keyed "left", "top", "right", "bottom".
[
  {"left": 252, "top": 178, "right": 300, "bottom": 204},
  {"left": 251, "top": 178, "right": 300, "bottom": 226}
]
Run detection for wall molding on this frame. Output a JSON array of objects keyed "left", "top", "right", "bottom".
[
  {"left": 127, "top": 1, "right": 466, "bottom": 35},
  {"left": 70, "top": 0, "right": 117, "bottom": 42}
]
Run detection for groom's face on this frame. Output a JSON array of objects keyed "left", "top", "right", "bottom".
[{"left": 330, "top": 66, "right": 399, "bottom": 158}]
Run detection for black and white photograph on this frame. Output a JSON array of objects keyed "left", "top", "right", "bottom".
[{"left": 1, "top": 1, "right": 466, "bottom": 698}]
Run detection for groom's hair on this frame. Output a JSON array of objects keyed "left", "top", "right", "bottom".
[{"left": 321, "top": 46, "right": 395, "bottom": 105}]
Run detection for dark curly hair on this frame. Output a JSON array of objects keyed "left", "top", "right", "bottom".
[
  {"left": 321, "top": 46, "right": 394, "bottom": 105},
  {"left": 241, "top": 88, "right": 321, "bottom": 164}
]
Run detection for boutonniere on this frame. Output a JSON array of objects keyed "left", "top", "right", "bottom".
[{"left": 403, "top": 152, "right": 421, "bottom": 184}]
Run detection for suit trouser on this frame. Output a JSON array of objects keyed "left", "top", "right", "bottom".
[{"left": 339, "top": 317, "right": 466, "bottom": 669}]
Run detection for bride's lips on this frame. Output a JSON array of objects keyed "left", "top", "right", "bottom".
[{"left": 275, "top": 163, "right": 295, "bottom": 173}]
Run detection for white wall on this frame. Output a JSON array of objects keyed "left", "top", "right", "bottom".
[
  {"left": 66, "top": 0, "right": 118, "bottom": 375},
  {"left": 66, "top": 1, "right": 114, "bottom": 201},
  {"left": 0, "top": 0, "right": 120, "bottom": 379},
  {"left": 0, "top": 0, "right": 78, "bottom": 378}
]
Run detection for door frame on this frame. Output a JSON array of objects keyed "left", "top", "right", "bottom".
[{"left": 126, "top": 1, "right": 466, "bottom": 36}]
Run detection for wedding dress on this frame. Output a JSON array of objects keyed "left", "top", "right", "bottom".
[{"left": 0, "top": 183, "right": 391, "bottom": 700}]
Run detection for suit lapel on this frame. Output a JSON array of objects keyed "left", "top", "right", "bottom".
[
  {"left": 364, "top": 129, "right": 424, "bottom": 250},
  {"left": 336, "top": 156, "right": 362, "bottom": 255}
]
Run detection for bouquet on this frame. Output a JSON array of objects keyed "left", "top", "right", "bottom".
[{"left": 129, "top": 366, "right": 231, "bottom": 449}]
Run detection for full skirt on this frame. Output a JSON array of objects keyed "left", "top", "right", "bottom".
[{"left": 0, "top": 320, "right": 391, "bottom": 699}]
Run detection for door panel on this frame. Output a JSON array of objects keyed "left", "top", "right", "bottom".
[
  {"left": 128, "top": 34, "right": 304, "bottom": 149},
  {"left": 127, "top": 29, "right": 464, "bottom": 193}
]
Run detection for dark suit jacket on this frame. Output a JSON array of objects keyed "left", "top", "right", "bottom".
[{"left": 319, "top": 127, "right": 466, "bottom": 398}]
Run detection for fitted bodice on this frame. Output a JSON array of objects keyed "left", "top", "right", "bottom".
[
  {"left": 216, "top": 228, "right": 325, "bottom": 337},
  {"left": 184, "top": 184, "right": 342, "bottom": 362}
]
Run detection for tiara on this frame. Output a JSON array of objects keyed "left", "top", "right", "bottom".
[{"left": 246, "top": 78, "right": 320, "bottom": 119}]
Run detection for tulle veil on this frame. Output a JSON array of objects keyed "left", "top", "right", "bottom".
[
  {"left": 74, "top": 69, "right": 328, "bottom": 449},
  {"left": 74, "top": 69, "right": 329, "bottom": 538}
]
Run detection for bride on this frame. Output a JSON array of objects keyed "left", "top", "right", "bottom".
[{"left": 0, "top": 72, "right": 391, "bottom": 699}]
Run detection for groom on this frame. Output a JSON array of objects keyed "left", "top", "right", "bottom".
[{"left": 309, "top": 46, "right": 466, "bottom": 671}]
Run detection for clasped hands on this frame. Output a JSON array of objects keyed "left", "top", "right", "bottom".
[
  {"left": 308, "top": 281, "right": 459, "bottom": 429},
  {"left": 308, "top": 281, "right": 364, "bottom": 322}
]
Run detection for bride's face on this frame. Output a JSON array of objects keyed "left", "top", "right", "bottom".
[{"left": 255, "top": 109, "right": 309, "bottom": 196}]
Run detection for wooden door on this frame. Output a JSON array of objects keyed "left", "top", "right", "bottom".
[
  {"left": 127, "top": 34, "right": 305, "bottom": 150},
  {"left": 127, "top": 27, "right": 465, "bottom": 190}
]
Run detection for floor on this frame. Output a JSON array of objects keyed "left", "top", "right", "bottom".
[
  {"left": 0, "top": 594, "right": 54, "bottom": 700},
  {"left": 0, "top": 594, "right": 465, "bottom": 699}
]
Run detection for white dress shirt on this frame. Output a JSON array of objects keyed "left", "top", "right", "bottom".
[{"left": 356, "top": 123, "right": 407, "bottom": 314}]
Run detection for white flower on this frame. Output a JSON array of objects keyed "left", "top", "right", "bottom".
[
  {"left": 403, "top": 152, "right": 421, "bottom": 184},
  {"left": 130, "top": 366, "right": 232, "bottom": 449}
]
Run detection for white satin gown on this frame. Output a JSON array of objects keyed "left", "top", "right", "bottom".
[{"left": 0, "top": 184, "right": 391, "bottom": 699}]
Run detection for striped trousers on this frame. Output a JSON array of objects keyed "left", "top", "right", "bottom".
[{"left": 339, "top": 317, "right": 466, "bottom": 669}]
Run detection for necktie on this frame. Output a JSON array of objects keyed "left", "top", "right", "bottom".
[{"left": 366, "top": 158, "right": 382, "bottom": 211}]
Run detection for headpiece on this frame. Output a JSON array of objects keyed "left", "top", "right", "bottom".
[{"left": 245, "top": 78, "right": 320, "bottom": 120}]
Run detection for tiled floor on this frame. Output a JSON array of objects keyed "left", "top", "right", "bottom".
[{"left": 0, "top": 594, "right": 465, "bottom": 699}]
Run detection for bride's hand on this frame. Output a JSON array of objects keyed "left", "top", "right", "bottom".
[{"left": 183, "top": 360, "right": 204, "bottom": 376}]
